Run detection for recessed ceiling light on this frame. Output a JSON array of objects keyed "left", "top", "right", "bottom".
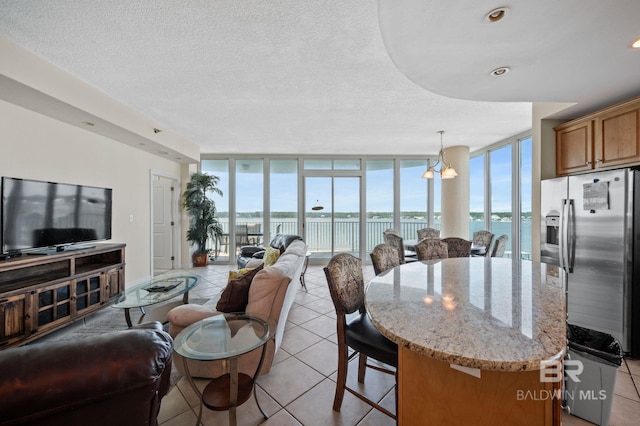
[
  {"left": 82, "top": 121, "right": 95, "bottom": 126},
  {"left": 490, "top": 67, "right": 510, "bottom": 77},
  {"left": 159, "top": 150, "right": 169, "bottom": 155},
  {"left": 484, "top": 7, "right": 509, "bottom": 23},
  {"left": 632, "top": 38, "right": 640, "bottom": 48}
]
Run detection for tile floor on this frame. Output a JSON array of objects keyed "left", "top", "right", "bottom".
[
  {"left": 37, "top": 261, "right": 640, "bottom": 425},
  {"left": 155, "top": 262, "right": 640, "bottom": 426}
]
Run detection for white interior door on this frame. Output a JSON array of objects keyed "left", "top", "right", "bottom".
[{"left": 153, "top": 176, "right": 174, "bottom": 273}]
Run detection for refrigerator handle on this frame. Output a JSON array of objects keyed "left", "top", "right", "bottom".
[
  {"left": 558, "top": 200, "right": 567, "bottom": 269},
  {"left": 567, "top": 199, "right": 576, "bottom": 272},
  {"left": 559, "top": 199, "right": 567, "bottom": 271}
]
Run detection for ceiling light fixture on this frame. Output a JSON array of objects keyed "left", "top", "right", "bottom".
[
  {"left": 484, "top": 7, "right": 509, "bottom": 23},
  {"left": 491, "top": 67, "right": 510, "bottom": 77},
  {"left": 422, "top": 131, "right": 457, "bottom": 179},
  {"left": 632, "top": 38, "right": 640, "bottom": 48}
]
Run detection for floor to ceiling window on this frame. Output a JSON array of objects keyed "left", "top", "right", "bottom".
[
  {"left": 520, "top": 137, "right": 533, "bottom": 259},
  {"left": 432, "top": 170, "right": 441, "bottom": 230},
  {"left": 270, "top": 159, "right": 298, "bottom": 238},
  {"left": 202, "top": 139, "right": 532, "bottom": 263},
  {"left": 200, "top": 159, "right": 229, "bottom": 261},
  {"left": 469, "top": 154, "right": 486, "bottom": 238},
  {"left": 235, "top": 159, "right": 264, "bottom": 254},
  {"left": 490, "top": 145, "right": 513, "bottom": 256},
  {"left": 304, "top": 176, "right": 333, "bottom": 258},
  {"left": 303, "top": 160, "right": 361, "bottom": 260},
  {"left": 399, "top": 160, "right": 428, "bottom": 240},
  {"left": 470, "top": 131, "right": 532, "bottom": 259},
  {"left": 366, "top": 160, "right": 394, "bottom": 251}
]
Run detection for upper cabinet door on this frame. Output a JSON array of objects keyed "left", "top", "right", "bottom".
[
  {"left": 556, "top": 120, "right": 593, "bottom": 176},
  {"left": 595, "top": 104, "right": 640, "bottom": 169}
]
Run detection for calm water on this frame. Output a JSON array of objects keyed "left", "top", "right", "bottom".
[{"left": 221, "top": 218, "right": 531, "bottom": 259}]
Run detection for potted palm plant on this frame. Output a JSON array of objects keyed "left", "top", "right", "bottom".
[{"left": 182, "top": 172, "right": 224, "bottom": 266}]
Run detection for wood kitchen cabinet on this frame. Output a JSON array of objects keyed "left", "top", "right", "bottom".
[
  {"left": 595, "top": 102, "right": 640, "bottom": 169},
  {"left": 556, "top": 119, "right": 594, "bottom": 175},
  {"left": 555, "top": 96, "right": 640, "bottom": 175}
]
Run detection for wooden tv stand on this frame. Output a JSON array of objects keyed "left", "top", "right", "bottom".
[{"left": 0, "top": 243, "right": 125, "bottom": 349}]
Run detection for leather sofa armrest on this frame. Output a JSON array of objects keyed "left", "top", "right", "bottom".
[
  {"left": 0, "top": 327, "right": 173, "bottom": 425},
  {"left": 239, "top": 246, "right": 265, "bottom": 257},
  {"left": 252, "top": 250, "right": 266, "bottom": 259},
  {"left": 130, "top": 320, "right": 164, "bottom": 331},
  {"left": 269, "top": 234, "right": 303, "bottom": 250}
]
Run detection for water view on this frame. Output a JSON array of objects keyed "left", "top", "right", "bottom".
[{"left": 215, "top": 214, "right": 532, "bottom": 260}]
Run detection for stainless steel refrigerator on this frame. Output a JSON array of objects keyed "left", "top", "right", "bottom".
[{"left": 541, "top": 168, "right": 640, "bottom": 356}]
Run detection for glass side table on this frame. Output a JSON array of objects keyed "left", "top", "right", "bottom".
[
  {"left": 174, "top": 313, "right": 273, "bottom": 426},
  {"left": 112, "top": 274, "right": 201, "bottom": 327}
]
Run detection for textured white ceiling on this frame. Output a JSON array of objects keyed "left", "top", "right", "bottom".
[
  {"left": 379, "top": 0, "right": 640, "bottom": 119},
  {"left": 1, "top": 1, "right": 635, "bottom": 157}
]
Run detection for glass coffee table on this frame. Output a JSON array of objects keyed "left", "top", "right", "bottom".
[
  {"left": 174, "top": 313, "right": 273, "bottom": 426},
  {"left": 112, "top": 274, "right": 201, "bottom": 327}
]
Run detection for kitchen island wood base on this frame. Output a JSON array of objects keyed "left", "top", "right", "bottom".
[{"left": 398, "top": 347, "right": 561, "bottom": 425}]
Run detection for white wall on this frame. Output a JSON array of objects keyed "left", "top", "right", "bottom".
[
  {"left": 531, "top": 102, "right": 575, "bottom": 261},
  {"left": 0, "top": 99, "right": 183, "bottom": 282}
]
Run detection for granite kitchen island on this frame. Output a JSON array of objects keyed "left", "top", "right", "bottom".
[{"left": 366, "top": 258, "right": 566, "bottom": 425}]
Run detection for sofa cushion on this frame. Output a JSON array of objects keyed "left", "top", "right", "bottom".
[
  {"left": 245, "top": 265, "right": 291, "bottom": 325},
  {"left": 263, "top": 246, "right": 281, "bottom": 267},
  {"left": 216, "top": 264, "right": 264, "bottom": 312},
  {"left": 168, "top": 303, "right": 218, "bottom": 330}
]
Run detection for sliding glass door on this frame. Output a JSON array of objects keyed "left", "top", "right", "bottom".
[{"left": 304, "top": 176, "right": 360, "bottom": 260}]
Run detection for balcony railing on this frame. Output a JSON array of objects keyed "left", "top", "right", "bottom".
[{"left": 209, "top": 218, "right": 531, "bottom": 260}]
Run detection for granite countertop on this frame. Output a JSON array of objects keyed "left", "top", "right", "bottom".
[{"left": 365, "top": 258, "right": 566, "bottom": 372}]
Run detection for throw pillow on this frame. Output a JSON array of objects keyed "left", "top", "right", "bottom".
[
  {"left": 216, "top": 263, "right": 264, "bottom": 313},
  {"left": 228, "top": 267, "right": 253, "bottom": 281},
  {"left": 263, "top": 246, "right": 281, "bottom": 267}
]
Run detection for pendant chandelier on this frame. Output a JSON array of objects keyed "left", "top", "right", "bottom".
[{"left": 421, "top": 130, "right": 457, "bottom": 179}]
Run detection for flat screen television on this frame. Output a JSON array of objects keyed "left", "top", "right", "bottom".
[{"left": 1, "top": 177, "right": 112, "bottom": 255}]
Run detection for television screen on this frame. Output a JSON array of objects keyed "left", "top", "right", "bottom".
[{"left": 1, "top": 177, "right": 112, "bottom": 254}]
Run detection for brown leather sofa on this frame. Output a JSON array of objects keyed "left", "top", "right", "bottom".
[{"left": 0, "top": 322, "right": 173, "bottom": 426}]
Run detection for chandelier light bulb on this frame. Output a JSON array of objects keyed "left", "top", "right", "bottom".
[{"left": 422, "top": 131, "right": 456, "bottom": 179}]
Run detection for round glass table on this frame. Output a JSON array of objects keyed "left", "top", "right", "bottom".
[{"left": 174, "top": 313, "right": 272, "bottom": 426}]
